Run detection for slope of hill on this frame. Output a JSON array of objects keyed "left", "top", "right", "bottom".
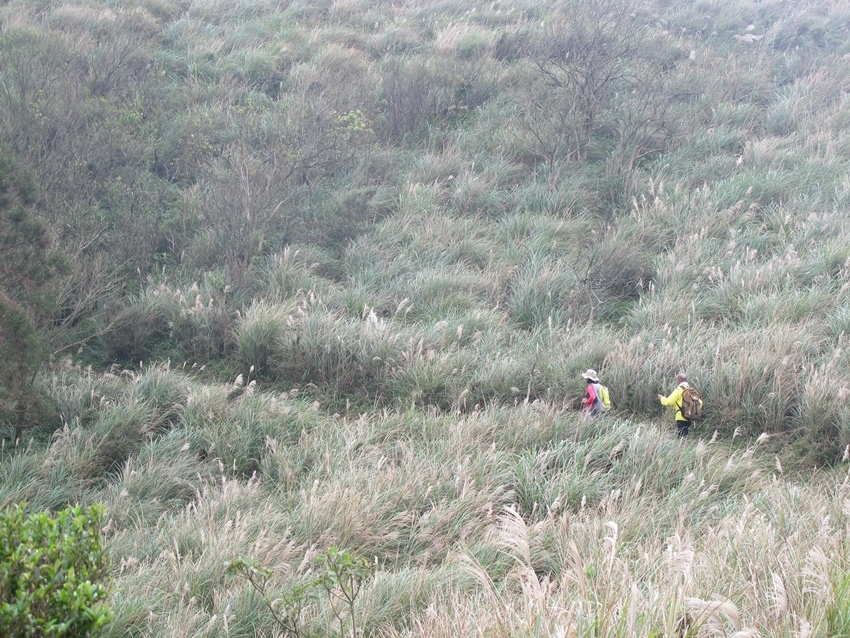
[{"left": 2, "top": 0, "right": 850, "bottom": 635}]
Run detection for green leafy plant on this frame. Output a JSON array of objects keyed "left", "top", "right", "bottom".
[
  {"left": 0, "top": 503, "right": 112, "bottom": 637},
  {"left": 316, "top": 547, "right": 371, "bottom": 638},
  {"left": 226, "top": 547, "right": 371, "bottom": 638},
  {"left": 226, "top": 556, "right": 319, "bottom": 638},
  {"left": 0, "top": 145, "right": 67, "bottom": 441}
]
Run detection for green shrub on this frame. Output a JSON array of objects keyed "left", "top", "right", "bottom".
[
  {"left": 98, "top": 292, "right": 176, "bottom": 365},
  {"left": 226, "top": 546, "right": 371, "bottom": 638},
  {"left": 0, "top": 503, "right": 112, "bottom": 637}
]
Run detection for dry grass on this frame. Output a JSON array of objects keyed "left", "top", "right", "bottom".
[{"left": 13, "top": 366, "right": 850, "bottom": 636}]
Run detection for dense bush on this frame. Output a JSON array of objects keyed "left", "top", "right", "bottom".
[
  {"left": 0, "top": 503, "right": 112, "bottom": 637},
  {"left": 0, "top": 146, "right": 66, "bottom": 440}
]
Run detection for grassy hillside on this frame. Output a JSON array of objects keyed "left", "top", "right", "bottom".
[{"left": 3, "top": 0, "right": 850, "bottom": 635}]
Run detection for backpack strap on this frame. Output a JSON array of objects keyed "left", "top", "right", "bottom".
[{"left": 675, "top": 382, "right": 689, "bottom": 419}]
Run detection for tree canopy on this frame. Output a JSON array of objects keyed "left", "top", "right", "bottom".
[{"left": 0, "top": 147, "right": 65, "bottom": 437}]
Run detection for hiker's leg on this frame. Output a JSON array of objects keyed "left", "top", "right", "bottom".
[{"left": 677, "top": 420, "right": 690, "bottom": 437}]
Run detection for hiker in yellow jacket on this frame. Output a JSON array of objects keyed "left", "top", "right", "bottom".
[{"left": 658, "top": 373, "right": 700, "bottom": 438}]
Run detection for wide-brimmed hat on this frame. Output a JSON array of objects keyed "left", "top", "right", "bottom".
[{"left": 581, "top": 369, "right": 599, "bottom": 382}]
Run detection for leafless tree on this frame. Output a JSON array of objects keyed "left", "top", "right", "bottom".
[{"left": 510, "top": 0, "right": 686, "bottom": 194}]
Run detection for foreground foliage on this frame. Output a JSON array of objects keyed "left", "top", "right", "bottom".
[
  {"left": 227, "top": 546, "right": 371, "bottom": 638},
  {"left": 0, "top": 503, "right": 112, "bottom": 637}
]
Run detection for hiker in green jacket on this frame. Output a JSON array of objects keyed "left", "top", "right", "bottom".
[{"left": 658, "top": 373, "right": 700, "bottom": 438}]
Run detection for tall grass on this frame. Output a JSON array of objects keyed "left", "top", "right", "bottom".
[
  {"left": 1, "top": 353, "right": 847, "bottom": 636},
  {"left": 6, "top": 0, "right": 850, "bottom": 635}
]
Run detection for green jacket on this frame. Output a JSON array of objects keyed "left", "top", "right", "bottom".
[{"left": 659, "top": 382, "right": 700, "bottom": 422}]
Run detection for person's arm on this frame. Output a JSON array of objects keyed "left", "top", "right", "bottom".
[{"left": 658, "top": 385, "right": 684, "bottom": 407}]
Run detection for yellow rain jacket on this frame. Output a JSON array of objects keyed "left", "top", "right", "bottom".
[{"left": 659, "top": 382, "right": 699, "bottom": 422}]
